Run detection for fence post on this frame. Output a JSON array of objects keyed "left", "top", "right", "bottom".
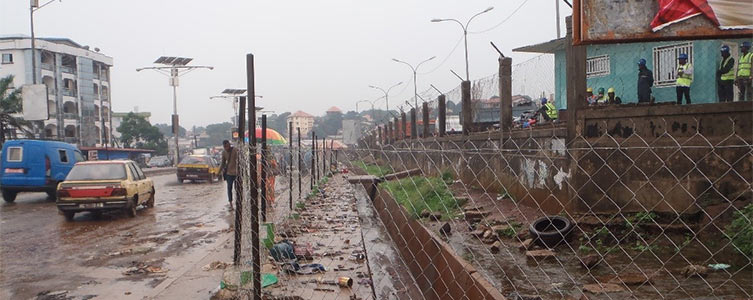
[
  {"left": 322, "top": 136, "right": 326, "bottom": 177},
  {"left": 394, "top": 117, "right": 399, "bottom": 140},
  {"left": 438, "top": 94, "right": 446, "bottom": 137},
  {"left": 401, "top": 111, "right": 407, "bottom": 140},
  {"left": 288, "top": 121, "right": 293, "bottom": 210},
  {"left": 245, "top": 53, "right": 261, "bottom": 300},
  {"left": 461, "top": 80, "right": 472, "bottom": 135},
  {"left": 260, "top": 115, "right": 267, "bottom": 223},
  {"left": 565, "top": 16, "right": 586, "bottom": 143},
  {"left": 297, "top": 127, "right": 301, "bottom": 199},
  {"left": 310, "top": 132, "right": 315, "bottom": 190},
  {"left": 378, "top": 126, "right": 382, "bottom": 145},
  {"left": 387, "top": 121, "right": 393, "bottom": 144},
  {"left": 233, "top": 96, "right": 246, "bottom": 266},
  {"left": 410, "top": 108, "right": 417, "bottom": 139},
  {"left": 422, "top": 102, "right": 430, "bottom": 138},
  {"left": 499, "top": 57, "right": 513, "bottom": 132}
]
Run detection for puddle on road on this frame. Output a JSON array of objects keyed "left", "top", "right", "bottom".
[{"left": 0, "top": 175, "right": 235, "bottom": 299}]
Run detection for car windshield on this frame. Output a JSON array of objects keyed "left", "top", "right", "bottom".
[
  {"left": 66, "top": 163, "right": 127, "bottom": 181},
  {"left": 180, "top": 156, "right": 207, "bottom": 164}
]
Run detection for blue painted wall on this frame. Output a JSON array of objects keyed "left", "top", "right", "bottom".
[{"left": 554, "top": 38, "right": 750, "bottom": 109}]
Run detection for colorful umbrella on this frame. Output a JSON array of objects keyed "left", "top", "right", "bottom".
[{"left": 244, "top": 128, "right": 287, "bottom": 145}]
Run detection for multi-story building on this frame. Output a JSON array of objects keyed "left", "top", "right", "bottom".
[
  {"left": 0, "top": 35, "right": 113, "bottom": 146},
  {"left": 111, "top": 111, "right": 151, "bottom": 142},
  {"left": 287, "top": 110, "right": 314, "bottom": 137}
]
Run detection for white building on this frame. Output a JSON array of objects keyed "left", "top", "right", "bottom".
[
  {"left": 0, "top": 35, "right": 113, "bottom": 146},
  {"left": 287, "top": 110, "right": 315, "bottom": 137},
  {"left": 111, "top": 111, "right": 151, "bottom": 141}
]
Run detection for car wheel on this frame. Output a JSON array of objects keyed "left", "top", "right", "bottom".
[
  {"left": 126, "top": 198, "right": 138, "bottom": 217},
  {"left": 2, "top": 189, "right": 17, "bottom": 203},
  {"left": 146, "top": 189, "right": 155, "bottom": 208},
  {"left": 63, "top": 211, "right": 75, "bottom": 221}
]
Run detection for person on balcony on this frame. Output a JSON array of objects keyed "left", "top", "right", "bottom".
[
  {"left": 676, "top": 53, "right": 693, "bottom": 104},
  {"left": 736, "top": 41, "right": 752, "bottom": 101},
  {"left": 637, "top": 58, "right": 654, "bottom": 103},
  {"left": 607, "top": 87, "right": 622, "bottom": 105},
  {"left": 717, "top": 45, "right": 735, "bottom": 102},
  {"left": 535, "top": 98, "right": 558, "bottom": 123}
]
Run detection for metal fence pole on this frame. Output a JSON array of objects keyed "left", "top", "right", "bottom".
[
  {"left": 322, "top": 136, "right": 326, "bottom": 177},
  {"left": 260, "top": 115, "right": 267, "bottom": 223},
  {"left": 245, "top": 53, "right": 261, "bottom": 300},
  {"left": 233, "top": 96, "right": 246, "bottom": 266},
  {"left": 288, "top": 122, "right": 293, "bottom": 210},
  {"left": 297, "top": 127, "right": 301, "bottom": 198},
  {"left": 310, "top": 132, "right": 315, "bottom": 190}
]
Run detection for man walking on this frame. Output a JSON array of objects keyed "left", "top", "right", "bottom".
[
  {"left": 718, "top": 45, "right": 735, "bottom": 102},
  {"left": 676, "top": 53, "right": 693, "bottom": 104},
  {"left": 736, "top": 41, "right": 752, "bottom": 101},
  {"left": 637, "top": 59, "right": 654, "bottom": 103},
  {"left": 219, "top": 140, "right": 239, "bottom": 209}
]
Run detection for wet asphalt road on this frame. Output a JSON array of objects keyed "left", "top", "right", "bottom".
[{"left": 0, "top": 174, "right": 234, "bottom": 299}]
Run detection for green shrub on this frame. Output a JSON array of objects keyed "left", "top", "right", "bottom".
[{"left": 726, "top": 204, "right": 753, "bottom": 257}]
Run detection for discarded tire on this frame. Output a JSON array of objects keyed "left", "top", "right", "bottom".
[{"left": 529, "top": 216, "right": 573, "bottom": 248}]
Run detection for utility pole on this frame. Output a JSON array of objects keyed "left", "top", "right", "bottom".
[
  {"left": 556, "top": 0, "right": 561, "bottom": 38},
  {"left": 137, "top": 57, "right": 212, "bottom": 166}
]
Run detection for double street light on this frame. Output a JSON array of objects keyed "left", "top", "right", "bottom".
[
  {"left": 392, "top": 56, "right": 435, "bottom": 111},
  {"left": 137, "top": 56, "right": 213, "bottom": 166},
  {"left": 431, "top": 6, "right": 494, "bottom": 81},
  {"left": 368, "top": 81, "right": 402, "bottom": 114}
]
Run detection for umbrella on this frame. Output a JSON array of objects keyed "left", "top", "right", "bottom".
[{"left": 244, "top": 128, "right": 287, "bottom": 145}]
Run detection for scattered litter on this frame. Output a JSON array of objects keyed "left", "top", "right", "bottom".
[
  {"left": 708, "top": 263, "right": 730, "bottom": 271},
  {"left": 682, "top": 265, "right": 709, "bottom": 278},
  {"left": 314, "top": 288, "right": 335, "bottom": 292},
  {"left": 202, "top": 261, "right": 231, "bottom": 271},
  {"left": 123, "top": 263, "right": 167, "bottom": 276}
]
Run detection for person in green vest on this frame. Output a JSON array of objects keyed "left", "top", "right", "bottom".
[
  {"left": 736, "top": 41, "right": 752, "bottom": 101},
  {"left": 676, "top": 53, "right": 693, "bottom": 104},
  {"left": 607, "top": 87, "right": 622, "bottom": 104},
  {"left": 596, "top": 87, "right": 608, "bottom": 104},
  {"left": 717, "top": 45, "right": 736, "bottom": 102},
  {"left": 535, "top": 98, "right": 558, "bottom": 122}
]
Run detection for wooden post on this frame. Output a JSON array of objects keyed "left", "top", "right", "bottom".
[
  {"left": 565, "top": 16, "right": 586, "bottom": 143},
  {"left": 401, "top": 112, "right": 407, "bottom": 139},
  {"left": 461, "top": 80, "right": 472, "bottom": 135},
  {"left": 410, "top": 108, "right": 417, "bottom": 139},
  {"left": 499, "top": 57, "right": 513, "bottom": 131},
  {"left": 438, "top": 94, "right": 446, "bottom": 137},
  {"left": 378, "top": 126, "right": 382, "bottom": 145},
  {"left": 422, "top": 102, "right": 430, "bottom": 138},
  {"left": 394, "top": 117, "right": 399, "bottom": 140},
  {"left": 387, "top": 121, "right": 392, "bottom": 144}
]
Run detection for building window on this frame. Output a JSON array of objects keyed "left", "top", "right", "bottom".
[
  {"left": 653, "top": 42, "right": 693, "bottom": 87},
  {"left": 1, "top": 53, "right": 12, "bottom": 64},
  {"left": 586, "top": 55, "right": 610, "bottom": 78}
]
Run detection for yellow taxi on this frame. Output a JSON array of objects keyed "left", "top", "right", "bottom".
[
  {"left": 176, "top": 155, "right": 221, "bottom": 183},
  {"left": 56, "top": 160, "right": 155, "bottom": 221}
]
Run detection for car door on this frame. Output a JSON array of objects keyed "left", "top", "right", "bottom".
[
  {"left": 126, "top": 162, "right": 145, "bottom": 203},
  {"left": 133, "top": 163, "right": 151, "bottom": 199}
]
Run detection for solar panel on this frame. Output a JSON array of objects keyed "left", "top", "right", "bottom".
[
  {"left": 222, "top": 89, "right": 246, "bottom": 95},
  {"left": 154, "top": 56, "right": 193, "bottom": 66}
]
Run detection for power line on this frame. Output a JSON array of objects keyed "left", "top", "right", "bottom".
[{"left": 469, "top": 0, "right": 530, "bottom": 34}]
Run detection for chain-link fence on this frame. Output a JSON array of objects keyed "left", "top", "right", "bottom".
[{"left": 341, "top": 115, "right": 752, "bottom": 299}]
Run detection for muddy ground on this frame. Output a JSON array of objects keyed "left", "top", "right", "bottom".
[{"left": 0, "top": 174, "right": 234, "bottom": 299}]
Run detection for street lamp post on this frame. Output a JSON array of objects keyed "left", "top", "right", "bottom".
[
  {"left": 392, "top": 57, "right": 435, "bottom": 111},
  {"left": 368, "top": 82, "right": 402, "bottom": 115},
  {"left": 432, "top": 7, "right": 494, "bottom": 81},
  {"left": 137, "top": 57, "right": 213, "bottom": 166}
]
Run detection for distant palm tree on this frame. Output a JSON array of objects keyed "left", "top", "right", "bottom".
[{"left": 0, "top": 75, "right": 33, "bottom": 146}]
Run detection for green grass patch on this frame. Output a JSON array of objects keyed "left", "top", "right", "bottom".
[
  {"left": 382, "top": 175, "right": 459, "bottom": 219},
  {"left": 352, "top": 160, "right": 392, "bottom": 177},
  {"left": 726, "top": 203, "right": 753, "bottom": 257}
]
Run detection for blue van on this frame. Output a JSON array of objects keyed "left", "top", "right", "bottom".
[{"left": 0, "top": 140, "right": 84, "bottom": 202}]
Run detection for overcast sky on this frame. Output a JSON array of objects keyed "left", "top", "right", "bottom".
[{"left": 1, "top": 0, "right": 566, "bottom": 128}]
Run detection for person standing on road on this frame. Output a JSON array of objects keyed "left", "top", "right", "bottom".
[
  {"left": 675, "top": 53, "right": 693, "bottom": 104},
  {"left": 736, "top": 41, "right": 752, "bottom": 101},
  {"left": 219, "top": 140, "right": 239, "bottom": 209},
  {"left": 637, "top": 59, "right": 654, "bottom": 103},
  {"left": 718, "top": 45, "right": 736, "bottom": 102}
]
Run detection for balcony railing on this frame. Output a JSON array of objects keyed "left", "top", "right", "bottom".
[
  {"left": 63, "top": 113, "right": 78, "bottom": 120},
  {"left": 60, "top": 66, "right": 76, "bottom": 74},
  {"left": 63, "top": 137, "right": 78, "bottom": 144},
  {"left": 41, "top": 63, "right": 54, "bottom": 71},
  {"left": 62, "top": 89, "right": 77, "bottom": 97}
]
